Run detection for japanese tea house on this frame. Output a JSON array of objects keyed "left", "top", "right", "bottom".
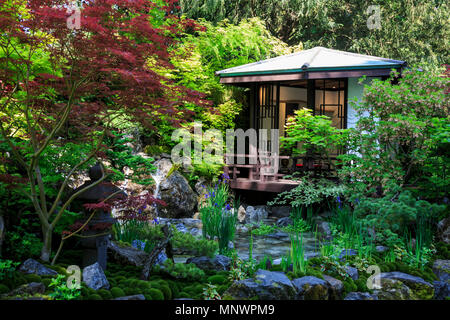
[{"left": 216, "top": 47, "right": 406, "bottom": 192}]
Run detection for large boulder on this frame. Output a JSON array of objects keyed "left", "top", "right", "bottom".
[
  {"left": 437, "top": 217, "right": 450, "bottom": 244},
  {"left": 186, "top": 255, "right": 231, "bottom": 272},
  {"left": 153, "top": 159, "right": 197, "bottom": 218},
  {"left": 270, "top": 206, "right": 291, "bottom": 218},
  {"left": 373, "top": 278, "right": 414, "bottom": 300},
  {"left": 323, "top": 275, "right": 343, "bottom": 300},
  {"left": 432, "top": 259, "right": 450, "bottom": 282},
  {"left": 316, "top": 221, "right": 332, "bottom": 240},
  {"left": 433, "top": 281, "right": 450, "bottom": 300},
  {"left": 245, "top": 206, "right": 269, "bottom": 224},
  {"left": 344, "top": 292, "right": 378, "bottom": 300},
  {"left": 19, "top": 259, "right": 58, "bottom": 276},
  {"left": 224, "top": 270, "right": 296, "bottom": 300},
  {"left": 292, "top": 276, "right": 329, "bottom": 300},
  {"left": 379, "top": 272, "right": 434, "bottom": 300},
  {"left": 108, "top": 241, "right": 149, "bottom": 267},
  {"left": 2, "top": 282, "right": 45, "bottom": 298},
  {"left": 82, "top": 262, "right": 110, "bottom": 290}
]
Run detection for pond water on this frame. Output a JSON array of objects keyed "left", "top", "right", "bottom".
[
  {"left": 174, "top": 216, "right": 320, "bottom": 263},
  {"left": 233, "top": 217, "right": 320, "bottom": 261}
]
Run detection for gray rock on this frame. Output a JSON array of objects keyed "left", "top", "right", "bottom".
[
  {"left": 189, "top": 227, "right": 202, "bottom": 237},
  {"left": 339, "top": 249, "right": 357, "bottom": 260},
  {"left": 245, "top": 206, "right": 269, "bottom": 224},
  {"left": 373, "top": 278, "right": 413, "bottom": 300},
  {"left": 3, "top": 282, "right": 45, "bottom": 298},
  {"left": 375, "top": 246, "right": 389, "bottom": 253},
  {"left": 175, "top": 223, "right": 188, "bottom": 233},
  {"left": 304, "top": 252, "right": 321, "bottom": 260},
  {"left": 323, "top": 275, "right": 343, "bottom": 300},
  {"left": 344, "top": 266, "right": 359, "bottom": 280},
  {"left": 433, "top": 281, "right": 450, "bottom": 300},
  {"left": 344, "top": 292, "right": 378, "bottom": 300},
  {"left": 82, "top": 262, "right": 110, "bottom": 290},
  {"left": 154, "top": 159, "right": 197, "bottom": 218},
  {"left": 316, "top": 221, "right": 332, "bottom": 240},
  {"left": 224, "top": 270, "right": 296, "bottom": 300},
  {"left": 379, "top": 272, "right": 434, "bottom": 300},
  {"left": 186, "top": 255, "right": 231, "bottom": 272},
  {"left": 292, "top": 276, "right": 329, "bottom": 300},
  {"left": 108, "top": 241, "right": 149, "bottom": 267},
  {"left": 237, "top": 205, "right": 246, "bottom": 223},
  {"left": 437, "top": 217, "right": 450, "bottom": 244},
  {"left": 270, "top": 206, "right": 291, "bottom": 218},
  {"left": 266, "top": 231, "right": 289, "bottom": 240},
  {"left": 114, "top": 294, "right": 146, "bottom": 300},
  {"left": 432, "top": 259, "right": 450, "bottom": 282},
  {"left": 19, "top": 259, "right": 58, "bottom": 276},
  {"left": 154, "top": 250, "right": 168, "bottom": 266},
  {"left": 272, "top": 258, "right": 282, "bottom": 266},
  {"left": 276, "top": 217, "right": 292, "bottom": 227}
]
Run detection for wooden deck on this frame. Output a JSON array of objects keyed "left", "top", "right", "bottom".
[
  {"left": 229, "top": 177, "right": 299, "bottom": 193},
  {"left": 224, "top": 152, "right": 338, "bottom": 193}
]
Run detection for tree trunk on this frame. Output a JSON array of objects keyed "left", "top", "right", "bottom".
[{"left": 40, "top": 225, "right": 53, "bottom": 262}]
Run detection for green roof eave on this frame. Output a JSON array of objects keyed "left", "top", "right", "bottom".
[{"left": 217, "top": 64, "right": 403, "bottom": 78}]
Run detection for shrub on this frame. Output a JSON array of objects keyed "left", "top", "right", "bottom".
[{"left": 88, "top": 294, "right": 102, "bottom": 300}]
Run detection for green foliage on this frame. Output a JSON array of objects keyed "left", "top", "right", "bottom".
[
  {"left": 251, "top": 222, "right": 277, "bottom": 236},
  {"left": 202, "top": 283, "right": 221, "bottom": 300},
  {"left": 48, "top": 275, "right": 81, "bottom": 300},
  {"left": 282, "top": 108, "right": 348, "bottom": 158},
  {"left": 172, "top": 228, "right": 218, "bottom": 258},
  {"left": 88, "top": 294, "right": 102, "bottom": 300},
  {"left": 268, "top": 173, "right": 346, "bottom": 207},
  {"left": 339, "top": 68, "right": 449, "bottom": 197},
  {"left": 289, "top": 232, "right": 307, "bottom": 275},
  {"left": 154, "top": 260, "right": 206, "bottom": 282},
  {"left": 0, "top": 259, "right": 20, "bottom": 282},
  {"left": 178, "top": 1, "right": 449, "bottom": 66}
]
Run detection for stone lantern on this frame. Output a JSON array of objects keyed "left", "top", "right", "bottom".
[{"left": 74, "top": 163, "right": 126, "bottom": 270}]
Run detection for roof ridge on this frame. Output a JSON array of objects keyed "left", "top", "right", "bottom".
[
  {"left": 320, "top": 47, "right": 404, "bottom": 64},
  {"left": 215, "top": 47, "right": 316, "bottom": 74}
]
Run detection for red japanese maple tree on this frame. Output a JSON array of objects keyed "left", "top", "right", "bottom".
[{"left": 0, "top": 0, "right": 208, "bottom": 261}]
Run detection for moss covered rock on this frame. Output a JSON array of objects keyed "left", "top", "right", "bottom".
[
  {"left": 292, "top": 276, "right": 329, "bottom": 300},
  {"left": 379, "top": 272, "right": 434, "bottom": 300}
]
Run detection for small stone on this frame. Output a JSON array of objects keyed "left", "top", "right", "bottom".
[
  {"left": 186, "top": 255, "right": 231, "bottom": 272},
  {"left": 237, "top": 206, "right": 246, "bottom": 223},
  {"left": 344, "top": 292, "right": 378, "bottom": 300},
  {"left": 19, "top": 259, "right": 58, "bottom": 276},
  {"left": 83, "top": 262, "right": 110, "bottom": 290},
  {"left": 376, "top": 246, "right": 389, "bottom": 253},
  {"left": 276, "top": 217, "right": 292, "bottom": 227},
  {"left": 339, "top": 249, "right": 357, "bottom": 260},
  {"left": 108, "top": 241, "right": 149, "bottom": 267},
  {"left": 344, "top": 266, "right": 359, "bottom": 280}
]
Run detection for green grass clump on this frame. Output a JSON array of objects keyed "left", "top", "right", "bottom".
[{"left": 159, "top": 284, "right": 172, "bottom": 300}]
